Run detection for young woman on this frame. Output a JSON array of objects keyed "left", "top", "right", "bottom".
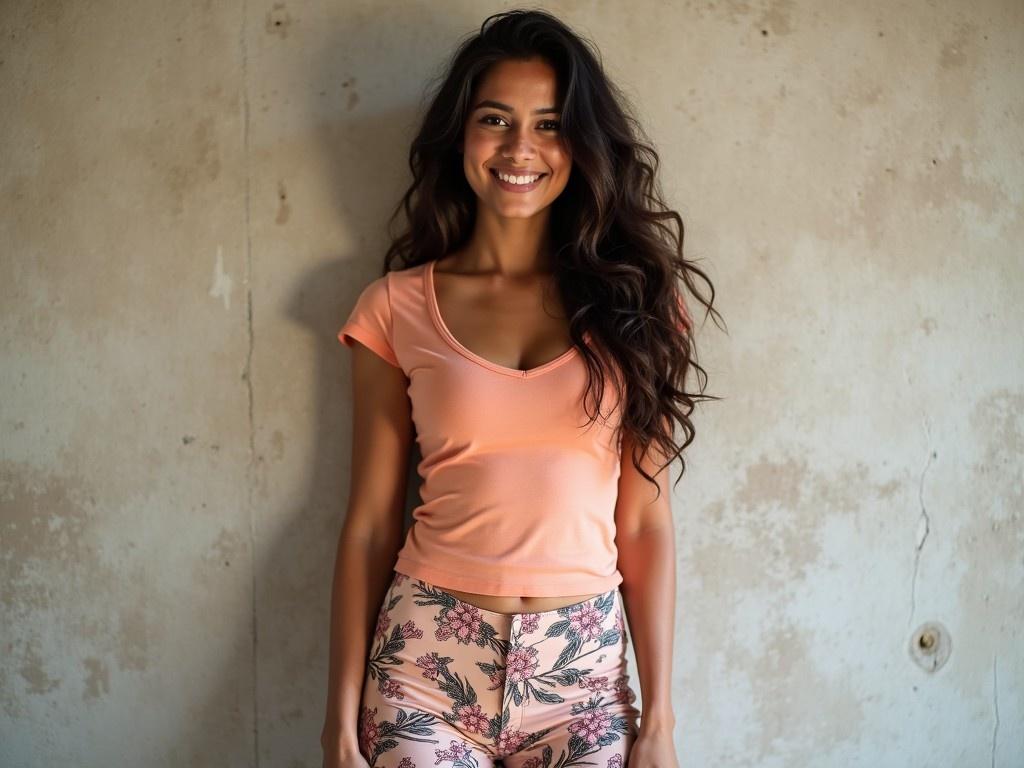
[{"left": 322, "top": 10, "right": 720, "bottom": 768}]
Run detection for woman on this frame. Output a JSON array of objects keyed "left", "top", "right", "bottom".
[{"left": 322, "top": 9, "right": 720, "bottom": 768}]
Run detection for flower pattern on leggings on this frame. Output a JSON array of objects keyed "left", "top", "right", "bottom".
[
  {"left": 358, "top": 572, "right": 640, "bottom": 768},
  {"left": 501, "top": 590, "right": 624, "bottom": 711},
  {"left": 365, "top": 585, "right": 426, "bottom": 702},
  {"left": 360, "top": 705, "right": 441, "bottom": 767}
]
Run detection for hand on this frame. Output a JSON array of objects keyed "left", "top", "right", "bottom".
[{"left": 629, "top": 724, "right": 679, "bottom": 768}]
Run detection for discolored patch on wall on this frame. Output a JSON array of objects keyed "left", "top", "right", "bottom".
[
  {"left": 747, "top": 619, "right": 864, "bottom": 759},
  {"left": 724, "top": 455, "right": 894, "bottom": 582},
  {"left": 276, "top": 181, "right": 291, "bottom": 225},
  {"left": 754, "top": 0, "right": 795, "bottom": 37},
  {"left": 270, "top": 428, "right": 286, "bottom": 461},
  {"left": 1, "top": 460, "right": 161, "bottom": 712},
  {"left": 17, "top": 640, "right": 61, "bottom": 696},
  {"left": 939, "top": 20, "right": 977, "bottom": 70},
  {"left": 342, "top": 76, "right": 360, "bottom": 111},
  {"left": 712, "top": 0, "right": 796, "bottom": 36},
  {"left": 854, "top": 142, "right": 1006, "bottom": 254},
  {"left": 118, "top": 115, "right": 223, "bottom": 219},
  {"left": 951, "top": 390, "right": 1024, "bottom": 698},
  {"left": 202, "top": 82, "right": 224, "bottom": 104},
  {"left": 165, "top": 116, "right": 222, "bottom": 217},
  {"left": 1, "top": 461, "right": 97, "bottom": 613},
  {"left": 201, "top": 526, "right": 245, "bottom": 570},
  {"left": 968, "top": 389, "right": 1024, "bottom": 479},
  {"left": 682, "top": 452, "right": 911, "bottom": 688},
  {"left": 116, "top": 602, "right": 151, "bottom": 672},
  {"left": 265, "top": 2, "right": 293, "bottom": 39},
  {"left": 734, "top": 455, "right": 806, "bottom": 513},
  {"left": 82, "top": 656, "right": 110, "bottom": 700}
]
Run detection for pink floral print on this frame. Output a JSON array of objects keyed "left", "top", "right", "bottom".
[{"left": 357, "top": 572, "right": 640, "bottom": 768}]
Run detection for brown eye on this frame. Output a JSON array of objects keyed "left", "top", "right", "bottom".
[{"left": 477, "top": 115, "right": 560, "bottom": 131}]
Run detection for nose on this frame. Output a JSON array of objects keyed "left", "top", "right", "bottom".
[{"left": 502, "top": 124, "right": 536, "bottom": 161}]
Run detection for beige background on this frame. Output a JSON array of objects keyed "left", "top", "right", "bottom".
[{"left": 2, "top": 1, "right": 1021, "bottom": 766}]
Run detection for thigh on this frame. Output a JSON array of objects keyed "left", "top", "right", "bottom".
[
  {"left": 358, "top": 708, "right": 496, "bottom": 768},
  {"left": 502, "top": 728, "right": 634, "bottom": 768},
  {"left": 358, "top": 571, "right": 513, "bottom": 766}
]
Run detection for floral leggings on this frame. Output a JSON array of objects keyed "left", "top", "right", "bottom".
[{"left": 358, "top": 570, "right": 641, "bottom": 768}]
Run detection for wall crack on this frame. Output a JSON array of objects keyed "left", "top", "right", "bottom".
[
  {"left": 240, "top": 1, "right": 259, "bottom": 766},
  {"left": 908, "top": 416, "right": 934, "bottom": 629}
]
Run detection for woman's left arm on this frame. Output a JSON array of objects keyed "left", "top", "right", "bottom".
[{"left": 614, "top": 427, "right": 679, "bottom": 768}]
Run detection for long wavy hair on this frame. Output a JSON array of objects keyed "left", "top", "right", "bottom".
[{"left": 379, "top": 8, "right": 724, "bottom": 498}]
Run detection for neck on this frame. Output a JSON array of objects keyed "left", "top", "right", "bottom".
[{"left": 458, "top": 206, "right": 554, "bottom": 275}]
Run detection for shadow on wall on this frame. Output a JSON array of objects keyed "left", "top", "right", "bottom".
[{"left": 172, "top": 10, "right": 453, "bottom": 767}]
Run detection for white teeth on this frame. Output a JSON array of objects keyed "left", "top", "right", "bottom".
[{"left": 496, "top": 170, "right": 542, "bottom": 185}]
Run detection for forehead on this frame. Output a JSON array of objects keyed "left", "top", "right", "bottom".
[{"left": 472, "top": 58, "right": 560, "bottom": 105}]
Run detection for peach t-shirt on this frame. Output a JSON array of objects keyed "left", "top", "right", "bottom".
[{"left": 338, "top": 260, "right": 625, "bottom": 596}]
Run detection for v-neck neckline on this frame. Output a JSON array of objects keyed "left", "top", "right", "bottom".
[{"left": 423, "top": 259, "right": 583, "bottom": 379}]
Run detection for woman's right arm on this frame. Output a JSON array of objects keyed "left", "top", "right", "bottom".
[{"left": 321, "top": 342, "right": 413, "bottom": 766}]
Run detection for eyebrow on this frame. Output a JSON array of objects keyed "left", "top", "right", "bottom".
[{"left": 471, "top": 99, "right": 561, "bottom": 115}]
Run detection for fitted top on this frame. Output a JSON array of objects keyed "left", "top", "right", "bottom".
[{"left": 337, "top": 260, "right": 627, "bottom": 596}]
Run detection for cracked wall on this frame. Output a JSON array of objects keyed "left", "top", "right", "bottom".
[{"left": 1, "top": 1, "right": 1022, "bottom": 766}]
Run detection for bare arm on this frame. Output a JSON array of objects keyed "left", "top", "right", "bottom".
[
  {"left": 614, "top": 425, "right": 677, "bottom": 737},
  {"left": 322, "top": 342, "right": 413, "bottom": 756}
]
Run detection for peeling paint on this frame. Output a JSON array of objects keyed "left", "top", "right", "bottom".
[{"left": 209, "top": 244, "right": 234, "bottom": 310}]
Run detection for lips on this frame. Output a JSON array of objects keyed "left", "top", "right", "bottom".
[{"left": 489, "top": 168, "right": 547, "bottom": 193}]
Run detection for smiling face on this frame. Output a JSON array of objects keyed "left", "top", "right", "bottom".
[{"left": 458, "top": 57, "right": 572, "bottom": 219}]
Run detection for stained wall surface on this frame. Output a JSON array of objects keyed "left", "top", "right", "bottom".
[{"left": 1, "top": 1, "right": 1021, "bottom": 766}]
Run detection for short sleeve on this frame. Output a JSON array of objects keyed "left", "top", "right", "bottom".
[{"left": 337, "top": 274, "right": 401, "bottom": 368}]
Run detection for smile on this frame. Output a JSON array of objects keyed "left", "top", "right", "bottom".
[{"left": 490, "top": 168, "right": 547, "bottom": 192}]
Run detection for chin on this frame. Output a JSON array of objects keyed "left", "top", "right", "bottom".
[{"left": 490, "top": 202, "right": 551, "bottom": 217}]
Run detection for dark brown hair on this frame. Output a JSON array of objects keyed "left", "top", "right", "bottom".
[{"left": 380, "top": 8, "right": 724, "bottom": 497}]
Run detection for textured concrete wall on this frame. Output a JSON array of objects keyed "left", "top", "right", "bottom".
[{"left": 1, "top": 1, "right": 1021, "bottom": 766}]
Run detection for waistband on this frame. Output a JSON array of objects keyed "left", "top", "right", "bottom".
[{"left": 392, "top": 569, "right": 619, "bottom": 619}]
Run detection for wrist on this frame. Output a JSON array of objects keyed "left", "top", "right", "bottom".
[
  {"left": 321, "top": 718, "right": 360, "bottom": 754},
  {"left": 323, "top": 733, "right": 362, "bottom": 757},
  {"left": 639, "top": 709, "right": 676, "bottom": 736},
  {"left": 340, "top": 740, "right": 362, "bottom": 757}
]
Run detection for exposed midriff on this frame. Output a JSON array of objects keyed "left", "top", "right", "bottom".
[{"left": 439, "top": 587, "right": 607, "bottom": 615}]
